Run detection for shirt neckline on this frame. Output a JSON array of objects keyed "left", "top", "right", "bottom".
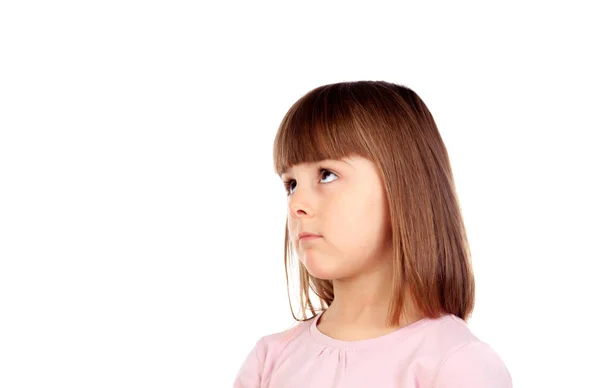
[{"left": 307, "top": 310, "right": 448, "bottom": 350}]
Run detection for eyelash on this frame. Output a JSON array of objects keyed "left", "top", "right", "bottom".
[{"left": 283, "top": 168, "right": 337, "bottom": 196}]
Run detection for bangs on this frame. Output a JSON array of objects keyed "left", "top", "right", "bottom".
[{"left": 273, "top": 84, "right": 373, "bottom": 176}]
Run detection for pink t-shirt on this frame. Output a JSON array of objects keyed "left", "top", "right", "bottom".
[{"left": 233, "top": 311, "right": 512, "bottom": 388}]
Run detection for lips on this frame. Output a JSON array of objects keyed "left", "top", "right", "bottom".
[{"left": 298, "top": 232, "right": 321, "bottom": 241}]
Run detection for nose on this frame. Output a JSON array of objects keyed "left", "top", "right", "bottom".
[{"left": 288, "top": 185, "right": 314, "bottom": 219}]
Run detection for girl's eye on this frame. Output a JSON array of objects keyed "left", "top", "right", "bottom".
[{"left": 283, "top": 169, "right": 338, "bottom": 196}]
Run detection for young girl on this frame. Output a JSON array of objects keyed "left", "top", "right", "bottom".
[{"left": 234, "top": 81, "right": 512, "bottom": 387}]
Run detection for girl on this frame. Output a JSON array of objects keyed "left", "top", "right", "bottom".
[{"left": 234, "top": 81, "right": 512, "bottom": 387}]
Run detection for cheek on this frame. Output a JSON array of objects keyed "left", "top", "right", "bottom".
[
  {"left": 327, "top": 196, "right": 379, "bottom": 247},
  {"left": 347, "top": 194, "right": 388, "bottom": 245},
  {"left": 286, "top": 222, "right": 297, "bottom": 249}
]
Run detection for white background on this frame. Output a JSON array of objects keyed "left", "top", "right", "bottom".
[{"left": 1, "top": 1, "right": 598, "bottom": 387}]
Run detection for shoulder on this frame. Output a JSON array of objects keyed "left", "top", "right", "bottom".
[
  {"left": 246, "top": 317, "right": 314, "bottom": 362},
  {"left": 234, "top": 319, "right": 312, "bottom": 388},
  {"left": 258, "top": 317, "right": 312, "bottom": 349},
  {"left": 411, "top": 315, "right": 512, "bottom": 387},
  {"left": 431, "top": 326, "right": 512, "bottom": 388},
  {"left": 426, "top": 314, "right": 482, "bottom": 347}
]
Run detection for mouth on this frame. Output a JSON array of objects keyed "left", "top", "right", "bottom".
[{"left": 299, "top": 235, "right": 321, "bottom": 242}]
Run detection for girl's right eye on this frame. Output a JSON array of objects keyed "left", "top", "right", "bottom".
[{"left": 283, "top": 168, "right": 338, "bottom": 196}]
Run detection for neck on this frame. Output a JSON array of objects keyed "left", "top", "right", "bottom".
[{"left": 321, "top": 263, "right": 422, "bottom": 329}]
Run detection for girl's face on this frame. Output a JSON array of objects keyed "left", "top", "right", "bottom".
[{"left": 282, "top": 156, "right": 392, "bottom": 281}]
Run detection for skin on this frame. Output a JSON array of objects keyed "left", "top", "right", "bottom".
[{"left": 281, "top": 156, "right": 423, "bottom": 339}]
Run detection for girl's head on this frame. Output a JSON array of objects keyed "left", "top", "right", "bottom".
[{"left": 273, "top": 81, "right": 475, "bottom": 326}]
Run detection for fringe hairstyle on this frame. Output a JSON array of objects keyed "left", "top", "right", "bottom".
[{"left": 272, "top": 81, "right": 475, "bottom": 327}]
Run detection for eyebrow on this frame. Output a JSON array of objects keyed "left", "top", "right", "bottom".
[{"left": 279, "top": 166, "right": 295, "bottom": 178}]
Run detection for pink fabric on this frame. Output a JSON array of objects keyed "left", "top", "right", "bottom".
[{"left": 234, "top": 311, "right": 512, "bottom": 388}]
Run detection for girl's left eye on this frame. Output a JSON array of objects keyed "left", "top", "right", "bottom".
[{"left": 283, "top": 168, "right": 338, "bottom": 196}]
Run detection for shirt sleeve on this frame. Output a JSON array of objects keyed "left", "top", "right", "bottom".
[
  {"left": 233, "top": 338, "right": 265, "bottom": 388},
  {"left": 433, "top": 340, "right": 513, "bottom": 388}
]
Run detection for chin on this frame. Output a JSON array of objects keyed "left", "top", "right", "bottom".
[{"left": 301, "top": 252, "right": 348, "bottom": 280}]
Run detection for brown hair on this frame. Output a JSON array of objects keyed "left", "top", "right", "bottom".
[{"left": 272, "top": 80, "right": 475, "bottom": 327}]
